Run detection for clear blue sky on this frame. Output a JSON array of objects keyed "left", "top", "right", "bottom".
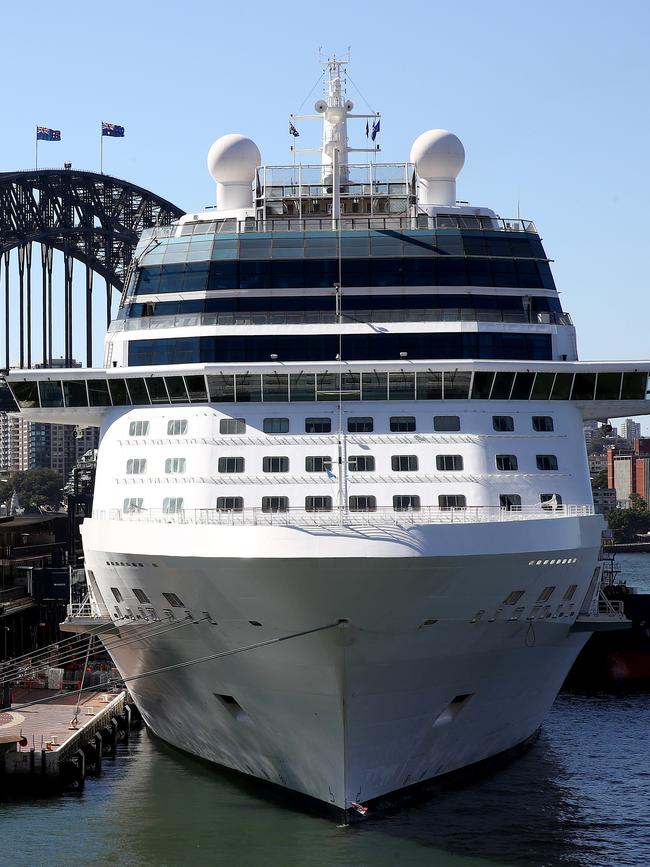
[{"left": 1, "top": 0, "right": 649, "bottom": 426}]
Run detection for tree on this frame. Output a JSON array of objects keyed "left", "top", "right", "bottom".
[
  {"left": 0, "top": 479, "right": 14, "bottom": 513},
  {"left": 605, "top": 506, "right": 650, "bottom": 543},
  {"left": 11, "top": 469, "right": 63, "bottom": 512},
  {"left": 629, "top": 492, "right": 648, "bottom": 511},
  {"left": 591, "top": 468, "right": 609, "bottom": 489}
]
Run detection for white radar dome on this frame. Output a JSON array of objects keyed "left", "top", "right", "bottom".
[
  {"left": 207, "top": 133, "right": 261, "bottom": 184},
  {"left": 410, "top": 129, "right": 465, "bottom": 180},
  {"left": 410, "top": 129, "right": 465, "bottom": 208}
]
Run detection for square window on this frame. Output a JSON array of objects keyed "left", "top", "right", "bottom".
[
  {"left": 438, "top": 494, "right": 466, "bottom": 509},
  {"left": 164, "top": 457, "right": 186, "bottom": 474},
  {"left": 123, "top": 498, "right": 144, "bottom": 513},
  {"left": 129, "top": 420, "right": 149, "bottom": 437},
  {"left": 126, "top": 458, "right": 147, "bottom": 474},
  {"left": 263, "top": 418, "right": 289, "bottom": 434},
  {"left": 390, "top": 416, "right": 416, "bottom": 432},
  {"left": 305, "top": 496, "right": 333, "bottom": 512},
  {"left": 391, "top": 455, "right": 418, "bottom": 472},
  {"left": 218, "top": 457, "right": 245, "bottom": 473},
  {"left": 167, "top": 419, "right": 188, "bottom": 435},
  {"left": 348, "top": 455, "right": 375, "bottom": 472},
  {"left": 532, "top": 416, "right": 554, "bottom": 432},
  {"left": 306, "top": 456, "right": 332, "bottom": 473},
  {"left": 217, "top": 497, "right": 243, "bottom": 512},
  {"left": 349, "top": 495, "right": 377, "bottom": 512},
  {"left": 536, "top": 454, "right": 558, "bottom": 471},
  {"left": 499, "top": 494, "right": 522, "bottom": 510},
  {"left": 492, "top": 415, "right": 514, "bottom": 432},
  {"left": 434, "top": 415, "right": 460, "bottom": 432},
  {"left": 496, "top": 454, "right": 518, "bottom": 471},
  {"left": 162, "top": 497, "right": 184, "bottom": 514},
  {"left": 262, "top": 456, "right": 289, "bottom": 473},
  {"left": 220, "top": 418, "right": 246, "bottom": 434},
  {"left": 262, "top": 496, "right": 289, "bottom": 513},
  {"left": 305, "top": 417, "right": 331, "bottom": 433},
  {"left": 393, "top": 495, "right": 421, "bottom": 512},
  {"left": 436, "top": 454, "right": 463, "bottom": 471},
  {"left": 348, "top": 417, "right": 374, "bottom": 433}
]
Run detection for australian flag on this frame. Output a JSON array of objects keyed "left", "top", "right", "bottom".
[
  {"left": 36, "top": 127, "right": 61, "bottom": 141},
  {"left": 102, "top": 122, "right": 125, "bottom": 137},
  {"left": 371, "top": 119, "right": 380, "bottom": 141}
]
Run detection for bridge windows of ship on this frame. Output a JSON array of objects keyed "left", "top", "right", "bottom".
[
  {"left": 164, "top": 458, "right": 186, "bottom": 474},
  {"left": 167, "top": 419, "right": 188, "bottom": 435},
  {"left": 126, "top": 458, "right": 147, "bottom": 474},
  {"left": 217, "top": 496, "right": 244, "bottom": 511},
  {"left": 262, "top": 456, "right": 289, "bottom": 473},
  {"left": 496, "top": 455, "right": 518, "bottom": 471},
  {"left": 219, "top": 418, "right": 246, "bottom": 434},
  {"left": 262, "top": 496, "right": 289, "bottom": 513},
  {"left": 305, "top": 496, "right": 333, "bottom": 512},
  {"left": 492, "top": 415, "right": 514, "bottom": 432},
  {"left": 306, "top": 456, "right": 333, "bottom": 473},
  {"left": 391, "top": 455, "right": 419, "bottom": 472},
  {"left": 348, "top": 455, "right": 375, "bottom": 472},
  {"left": 13, "top": 369, "right": 649, "bottom": 409},
  {"left": 532, "top": 416, "right": 554, "bottom": 432},
  {"left": 536, "top": 455, "right": 559, "bottom": 471},
  {"left": 263, "top": 418, "right": 290, "bottom": 433},
  {"left": 163, "top": 497, "right": 184, "bottom": 514},
  {"left": 499, "top": 494, "right": 522, "bottom": 510},
  {"left": 218, "top": 457, "right": 245, "bottom": 473},
  {"left": 129, "top": 420, "right": 150, "bottom": 436},
  {"left": 436, "top": 455, "right": 464, "bottom": 471},
  {"left": 393, "top": 495, "right": 422, "bottom": 512},
  {"left": 439, "top": 495, "right": 467, "bottom": 509},
  {"left": 349, "top": 495, "right": 377, "bottom": 512}
]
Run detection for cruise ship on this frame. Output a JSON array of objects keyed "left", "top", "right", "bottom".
[{"left": 5, "top": 58, "right": 650, "bottom": 815}]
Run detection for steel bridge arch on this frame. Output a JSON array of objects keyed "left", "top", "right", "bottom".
[{"left": 0, "top": 168, "right": 184, "bottom": 368}]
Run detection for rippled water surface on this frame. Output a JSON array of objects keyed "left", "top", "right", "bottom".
[{"left": 2, "top": 555, "right": 650, "bottom": 867}]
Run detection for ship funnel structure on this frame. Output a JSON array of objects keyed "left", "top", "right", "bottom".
[
  {"left": 410, "top": 129, "right": 465, "bottom": 208},
  {"left": 207, "top": 133, "right": 261, "bottom": 211}
]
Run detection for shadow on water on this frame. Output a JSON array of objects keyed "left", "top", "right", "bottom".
[{"left": 3, "top": 692, "right": 650, "bottom": 867}]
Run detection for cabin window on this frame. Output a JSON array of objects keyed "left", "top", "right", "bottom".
[
  {"left": 219, "top": 418, "right": 246, "bottom": 434},
  {"left": 536, "top": 454, "right": 558, "bottom": 471},
  {"left": 348, "top": 455, "right": 375, "bottom": 472},
  {"left": 391, "top": 455, "right": 419, "bottom": 472},
  {"left": 434, "top": 415, "right": 460, "bottom": 432},
  {"left": 217, "top": 497, "right": 244, "bottom": 512},
  {"left": 129, "top": 420, "right": 149, "bottom": 436},
  {"left": 262, "top": 496, "right": 289, "bottom": 513},
  {"left": 349, "top": 495, "right": 377, "bottom": 512},
  {"left": 110, "top": 587, "right": 123, "bottom": 602},
  {"left": 436, "top": 455, "right": 463, "bottom": 471},
  {"left": 347, "top": 417, "right": 374, "bottom": 433},
  {"left": 162, "top": 497, "right": 184, "bottom": 514},
  {"left": 218, "top": 457, "right": 245, "bottom": 473},
  {"left": 167, "top": 419, "right": 188, "bottom": 435},
  {"left": 305, "top": 417, "right": 331, "bottom": 433},
  {"left": 438, "top": 494, "right": 466, "bottom": 509},
  {"left": 126, "top": 458, "right": 147, "bottom": 474},
  {"left": 532, "top": 416, "right": 554, "bottom": 432},
  {"left": 496, "top": 454, "right": 518, "bottom": 471},
  {"left": 537, "top": 586, "right": 556, "bottom": 602},
  {"left": 393, "top": 495, "right": 421, "bottom": 512},
  {"left": 492, "top": 415, "right": 514, "bottom": 432},
  {"left": 499, "top": 494, "right": 522, "bottom": 510},
  {"left": 306, "top": 456, "right": 332, "bottom": 473},
  {"left": 123, "top": 498, "right": 144, "bottom": 513},
  {"left": 263, "top": 418, "right": 289, "bottom": 433},
  {"left": 165, "top": 457, "right": 186, "bottom": 474},
  {"left": 262, "top": 456, "right": 289, "bottom": 473},
  {"left": 132, "top": 588, "right": 151, "bottom": 604},
  {"left": 162, "top": 591, "right": 185, "bottom": 607},
  {"left": 390, "top": 416, "right": 416, "bottom": 432},
  {"left": 563, "top": 584, "right": 578, "bottom": 601},
  {"left": 305, "top": 496, "right": 333, "bottom": 512}
]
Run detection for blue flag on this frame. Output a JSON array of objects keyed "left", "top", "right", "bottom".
[
  {"left": 37, "top": 127, "right": 61, "bottom": 141},
  {"left": 289, "top": 121, "right": 300, "bottom": 138},
  {"left": 102, "top": 122, "right": 125, "bottom": 137},
  {"left": 371, "top": 119, "right": 380, "bottom": 141}
]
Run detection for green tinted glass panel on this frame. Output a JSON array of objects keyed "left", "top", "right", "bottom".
[
  {"left": 551, "top": 373, "right": 573, "bottom": 400},
  {"left": 207, "top": 375, "right": 235, "bottom": 402},
  {"left": 63, "top": 380, "right": 88, "bottom": 407},
  {"left": 490, "top": 372, "right": 515, "bottom": 400},
  {"left": 316, "top": 373, "right": 338, "bottom": 401},
  {"left": 165, "top": 377, "right": 188, "bottom": 403},
  {"left": 531, "top": 373, "right": 555, "bottom": 400},
  {"left": 235, "top": 374, "right": 261, "bottom": 403},
  {"left": 362, "top": 372, "right": 387, "bottom": 400},
  {"left": 511, "top": 372, "right": 535, "bottom": 400},
  {"left": 185, "top": 375, "right": 208, "bottom": 402},
  {"left": 146, "top": 378, "right": 169, "bottom": 404},
  {"left": 126, "top": 378, "right": 150, "bottom": 405},
  {"left": 417, "top": 371, "right": 443, "bottom": 400},
  {"left": 471, "top": 372, "right": 493, "bottom": 399},
  {"left": 88, "top": 380, "right": 111, "bottom": 407},
  {"left": 571, "top": 373, "right": 596, "bottom": 400},
  {"left": 621, "top": 372, "right": 647, "bottom": 400},
  {"left": 389, "top": 372, "right": 415, "bottom": 400},
  {"left": 11, "top": 381, "right": 39, "bottom": 408},
  {"left": 289, "top": 373, "right": 315, "bottom": 402},
  {"left": 595, "top": 373, "right": 621, "bottom": 400},
  {"left": 444, "top": 371, "right": 471, "bottom": 399},
  {"left": 263, "top": 374, "right": 289, "bottom": 402},
  {"left": 108, "top": 379, "right": 130, "bottom": 406},
  {"left": 340, "top": 372, "right": 360, "bottom": 400},
  {"left": 39, "top": 381, "right": 64, "bottom": 408}
]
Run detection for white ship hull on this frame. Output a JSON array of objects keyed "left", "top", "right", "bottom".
[{"left": 81, "top": 513, "right": 602, "bottom": 810}]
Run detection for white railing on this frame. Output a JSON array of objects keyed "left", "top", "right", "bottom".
[
  {"left": 92, "top": 504, "right": 595, "bottom": 528},
  {"left": 67, "top": 597, "right": 104, "bottom": 618}
]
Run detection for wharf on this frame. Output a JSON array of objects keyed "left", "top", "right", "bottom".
[
  {"left": 603, "top": 542, "right": 650, "bottom": 553},
  {"left": 0, "top": 688, "right": 131, "bottom": 791}
]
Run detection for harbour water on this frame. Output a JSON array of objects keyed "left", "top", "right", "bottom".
[{"left": 2, "top": 554, "right": 650, "bottom": 867}]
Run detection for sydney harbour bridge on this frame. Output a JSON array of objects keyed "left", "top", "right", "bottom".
[{"left": 0, "top": 168, "right": 184, "bottom": 370}]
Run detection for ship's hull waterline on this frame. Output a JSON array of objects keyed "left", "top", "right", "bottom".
[{"left": 82, "top": 514, "right": 602, "bottom": 809}]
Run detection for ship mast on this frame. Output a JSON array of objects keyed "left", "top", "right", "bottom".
[{"left": 318, "top": 54, "right": 351, "bottom": 186}]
